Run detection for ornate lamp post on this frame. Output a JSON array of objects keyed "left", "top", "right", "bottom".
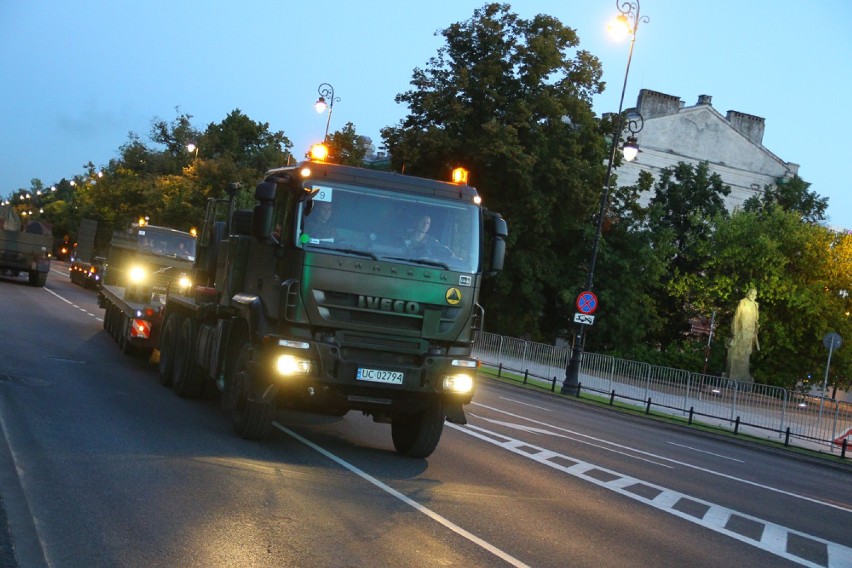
[
  {"left": 562, "top": 0, "right": 649, "bottom": 394},
  {"left": 314, "top": 83, "right": 341, "bottom": 142}
]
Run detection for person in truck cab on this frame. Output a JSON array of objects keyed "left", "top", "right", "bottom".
[
  {"left": 404, "top": 215, "right": 439, "bottom": 251},
  {"left": 303, "top": 200, "right": 336, "bottom": 241}
]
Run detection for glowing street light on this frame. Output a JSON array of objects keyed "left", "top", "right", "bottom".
[
  {"left": 314, "top": 82, "right": 340, "bottom": 142},
  {"left": 562, "top": 0, "right": 649, "bottom": 395}
]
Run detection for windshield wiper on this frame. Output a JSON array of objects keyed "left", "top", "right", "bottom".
[
  {"left": 383, "top": 256, "right": 451, "bottom": 270},
  {"left": 317, "top": 246, "right": 378, "bottom": 260}
]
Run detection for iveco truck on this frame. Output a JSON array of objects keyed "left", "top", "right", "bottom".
[{"left": 157, "top": 148, "right": 507, "bottom": 457}]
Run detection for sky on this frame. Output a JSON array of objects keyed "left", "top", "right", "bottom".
[{"left": 2, "top": 1, "right": 851, "bottom": 228}]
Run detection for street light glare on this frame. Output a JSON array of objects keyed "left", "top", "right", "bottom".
[{"left": 607, "top": 14, "right": 632, "bottom": 40}]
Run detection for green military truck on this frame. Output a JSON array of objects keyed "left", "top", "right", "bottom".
[
  {"left": 0, "top": 205, "right": 52, "bottom": 287},
  {"left": 157, "top": 152, "right": 507, "bottom": 458},
  {"left": 98, "top": 224, "right": 196, "bottom": 356}
]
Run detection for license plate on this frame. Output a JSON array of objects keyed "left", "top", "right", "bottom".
[{"left": 356, "top": 368, "right": 404, "bottom": 385}]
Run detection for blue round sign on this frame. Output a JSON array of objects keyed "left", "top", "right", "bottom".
[{"left": 576, "top": 291, "right": 598, "bottom": 315}]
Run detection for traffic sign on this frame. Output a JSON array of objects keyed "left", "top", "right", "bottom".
[
  {"left": 576, "top": 291, "right": 598, "bottom": 315},
  {"left": 574, "top": 313, "right": 595, "bottom": 325}
]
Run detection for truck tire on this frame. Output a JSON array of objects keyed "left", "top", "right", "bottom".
[
  {"left": 391, "top": 403, "right": 445, "bottom": 458},
  {"left": 158, "top": 313, "right": 183, "bottom": 387},
  {"left": 228, "top": 342, "right": 275, "bottom": 440},
  {"left": 171, "top": 318, "right": 205, "bottom": 398},
  {"left": 28, "top": 271, "right": 47, "bottom": 287}
]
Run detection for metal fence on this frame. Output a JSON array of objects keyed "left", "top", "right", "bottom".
[{"left": 472, "top": 331, "right": 852, "bottom": 456}]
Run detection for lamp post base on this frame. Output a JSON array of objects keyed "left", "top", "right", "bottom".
[{"left": 561, "top": 329, "right": 583, "bottom": 395}]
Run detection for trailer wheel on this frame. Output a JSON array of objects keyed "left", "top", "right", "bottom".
[
  {"left": 171, "top": 318, "right": 205, "bottom": 398},
  {"left": 228, "top": 342, "right": 275, "bottom": 440},
  {"left": 158, "top": 313, "right": 183, "bottom": 387},
  {"left": 391, "top": 402, "right": 445, "bottom": 458}
]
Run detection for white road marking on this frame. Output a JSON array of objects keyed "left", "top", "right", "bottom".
[
  {"left": 667, "top": 441, "right": 744, "bottom": 462},
  {"left": 498, "top": 396, "right": 551, "bottom": 411},
  {"left": 43, "top": 286, "right": 103, "bottom": 321},
  {"left": 470, "top": 413, "right": 672, "bottom": 468},
  {"left": 273, "top": 422, "right": 531, "bottom": 568},
  {"left": 472, "top": 402, "right": 852, "bottom": 513},
  {"left": 450, "top": 422, "right": 852, "bottom": 568}
]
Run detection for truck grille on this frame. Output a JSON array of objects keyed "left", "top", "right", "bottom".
[{"left": 314, "top": 290, "right": 460, "bottom": 334}]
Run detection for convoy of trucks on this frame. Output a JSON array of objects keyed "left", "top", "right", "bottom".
[
  {"left": 0, "top": 205, "right": 52, "bottom": 287},
  {"left": 98, "top": 223, "right": 196, "bottom": 356}
]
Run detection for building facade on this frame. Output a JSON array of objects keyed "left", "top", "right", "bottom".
[{"left": 615, "top": 89, "right": 799, "bottom": 212}]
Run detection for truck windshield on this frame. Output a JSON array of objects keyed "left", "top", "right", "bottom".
[
  {"left": 296, "top": 182, "right": 480, "bottom": 273},
  {"left": 137, "top": 230, "right": 196, "bottom": 261}
]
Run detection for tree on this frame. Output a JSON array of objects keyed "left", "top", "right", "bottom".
[
  {"left": 743, "top": 175, "right": 827, "bottom": 224},
  {"left": 643, "top": 161, "right": 731, "bottom": 346},
  {"left": 326, "top": 122, "right": 368, "bottom": 166},
  {"left": 699, "top": 206, "right": 851, "bottom": 389},
  {"left": 381, "top": 2, "right": 608, "bottom": 339}
]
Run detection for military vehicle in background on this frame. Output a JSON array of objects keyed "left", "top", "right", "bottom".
[
  {"left": 69, "top": 219, "right": 105, "bottom": 289},
  {"left": 0, "top": 205, "right": 52, "bottom": 287},
  {"left": 98, "top": 223, "right": 196, "bottom": 356}
]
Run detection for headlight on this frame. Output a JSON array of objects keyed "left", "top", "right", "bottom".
[
  {"left": 276, "top": 354, "right": 313, "bottom": 376},
  {"left": 443, "top": 374, "right": 474, "bottom": 394},
  {"left": 178, "top": 275, "right": 192, "bottom": 289},
  {"left": 128, "top": 265, "right": 147, "bottom": 284}
]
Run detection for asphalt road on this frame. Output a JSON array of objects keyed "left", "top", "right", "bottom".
[{"left": 0, "top": 263, "right": 849, "bottom": 567}]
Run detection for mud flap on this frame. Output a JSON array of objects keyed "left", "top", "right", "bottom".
[{"left": 444, "top": 403, "right": 467, "bottom": 425}]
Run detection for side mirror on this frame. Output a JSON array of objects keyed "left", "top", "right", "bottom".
[
  {"left": 255, "top": 181, "right": 276, "bottom": 202},
  {"left": 483, "top": 211, "right": 507, "bottom": 276}
]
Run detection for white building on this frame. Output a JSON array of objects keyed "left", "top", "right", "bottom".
[{"left": 615, "top": 89, "right": 800, "bottom": 212}]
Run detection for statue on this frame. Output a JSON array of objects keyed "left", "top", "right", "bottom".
[{"left": 726, "top": 288, "right": 760, "bottom": 382}]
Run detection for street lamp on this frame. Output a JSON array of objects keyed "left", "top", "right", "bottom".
[
  {"left": 186, "top": 143, "right": 199, "bottom": 160},
  {"left": 314, "top": 82, "right": 340, "bottom": 142},
  {"left": 562, "top": 0, "right": 649, "bottom": 395}
]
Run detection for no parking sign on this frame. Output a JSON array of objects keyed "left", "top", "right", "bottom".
[{"left": 574, "top": 291, "right": 598, "bottom": 325}]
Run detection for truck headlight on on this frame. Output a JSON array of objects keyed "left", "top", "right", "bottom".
[
  {"left": 275, "top": 354, "right": 313, "bottom": 376},
  {"left": 128, "top": 265, "right": 147, "bottom": 284},
  {"left": 443, "top": 374, "right": 474, "bottom": 394},
  {"left": 177, "top": 275, "right": 192, "bottom": 290}
]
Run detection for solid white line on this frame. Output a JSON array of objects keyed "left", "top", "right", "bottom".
[
  {"left": 273, "top": 422, "right": 531, "bottom": 568},
  {"left": 498, "top": 397, "right": 551, "bottom": 411},
  {"left": 667, "top": 442, "right": 744, "bottom": 462},
  {"left": 471, "top": 401, "right": 852, "bottom": 513}
]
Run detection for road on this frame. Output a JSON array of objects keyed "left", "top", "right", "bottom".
[{"left": 0, "top": 263, "right": 849, "bottom": 567}]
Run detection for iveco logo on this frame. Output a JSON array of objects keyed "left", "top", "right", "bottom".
[{"left": 358, "top": 296, "right": 420, "bottom": 314}]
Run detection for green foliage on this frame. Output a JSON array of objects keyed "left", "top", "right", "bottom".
[
  {"left": 326, "top": 122, "right": 368, "bottom": 166},
  {"left": 743, "top": 175, "right": 827, "bottom": 223},
  {"left": 381, "top": 2, "right": 608, "bottom": 340}
]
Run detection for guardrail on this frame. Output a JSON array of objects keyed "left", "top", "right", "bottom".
[{"left": 472, "top": 332, "right": 851, "bottom": 458}]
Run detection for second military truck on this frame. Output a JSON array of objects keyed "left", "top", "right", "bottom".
[
  {"left": 99, "top": 223, "right": 196, "bottom": 356},
  {"left": 157, "top": 151, "right": 507, "bottom": 457}
]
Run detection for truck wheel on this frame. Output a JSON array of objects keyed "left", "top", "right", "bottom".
[
  {"left": 391, "top": 403, "right": 445, "bottom": 458},
  {"left": 28, "top": 271, "right": 47, "bottom": 287},
  {"left": 228, "top": 342, "right": 275, "bottom": 440},
  {"left": 158, "top": 313, "right": 183, "bottom": 387},
  {"left": 171, "top": 318, "right": 205, "bottom": 398}
]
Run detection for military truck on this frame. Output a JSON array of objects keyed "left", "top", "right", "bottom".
[
  {"left": 157, "top": 149, "right": 507, "bottom": 458},
  {"left": 98, "top": 224, "right": 196, "bottom": 356},
  {"left": 69, "top": 219, "right": 104, "bottom": 289},
  {"left": 0, "top": 205, "right": 52, "bottom": 287}
]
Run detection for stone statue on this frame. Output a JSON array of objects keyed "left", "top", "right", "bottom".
[{"left": 726, "top": 288, "right": 760, "bottom": 382}]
